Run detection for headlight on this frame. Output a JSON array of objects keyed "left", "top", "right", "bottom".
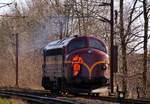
[{"left": 101, "top": 64, "right": 107, "bottom": 70}]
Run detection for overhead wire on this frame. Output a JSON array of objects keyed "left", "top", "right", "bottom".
[{"left": 0, "top": 2, "right": 13, "bottom": 9}]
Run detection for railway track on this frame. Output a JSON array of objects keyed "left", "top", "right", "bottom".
[
  {"left": 75, "top": 94, "right": 150, "bottom": 104},
  {"left": 0, "top": 87, "right": 80, "bottom": 104},
  {"left": 0, "top": 87, "right": 150, "bottom": 104}
]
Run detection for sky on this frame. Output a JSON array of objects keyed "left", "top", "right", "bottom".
[
  {"left": 0, "top": 0, "right": 120, "bottom": 13},
  {"left": 0, "top": 0, "right": 15, "bottom": 14},
  {"left": 0, "top": 0, "right": 23, "bottom": 14},
  {"left": 0, "top": 0, "right": 132, "bottom": 14}
]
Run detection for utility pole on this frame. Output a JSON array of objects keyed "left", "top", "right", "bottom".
[
  {"left": 110, "top": 0, "right": 114, "bottom": 94},
  {"left": 15, "top": 33, "right": 19, "bottom": 87}
]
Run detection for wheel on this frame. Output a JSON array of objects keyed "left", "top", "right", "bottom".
[{"left": 42, "top": 77, "right": 52, "bottom": 90}]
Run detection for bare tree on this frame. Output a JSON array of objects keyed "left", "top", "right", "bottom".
[
  {"left": 117, "top": 0, "right": 145, "bottom": 97},
  {"left": 142, "top": 0, "right": 149, "bottom": 96},
  {"left": 119, "top": 0, "right": 128, "bottom": 96},
  {"left": 61, "top": 0, "right": 111, "bottom": 44}
]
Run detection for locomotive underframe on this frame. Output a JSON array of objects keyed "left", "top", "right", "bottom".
[{"left": 42, "top": 76, "right": 108, "bottom": 93}]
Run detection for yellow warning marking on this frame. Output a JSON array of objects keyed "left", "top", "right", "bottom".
[
  {"left": 64, "top": 59, "right": 109, "bottom": 79},
  {"left": 89, "top": 60, "right": 106, "bottom": 79}
]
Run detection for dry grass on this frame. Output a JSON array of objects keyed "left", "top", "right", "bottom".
[
  {"left": 0, "top": 98, "right": 27, "bottom": 104},
  {"left": 10, "top": 99, "right": 27, "bottom": 104},
  {"left": 0, "top": 98, "right": 10, "bottom": 104}
]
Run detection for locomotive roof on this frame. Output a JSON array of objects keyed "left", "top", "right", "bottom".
[
  {"left": 44, "top": 37, "right": 75, "bottom": 51},
  {"left": 44, "top": 35, "right": 106, "bottom": 52}
]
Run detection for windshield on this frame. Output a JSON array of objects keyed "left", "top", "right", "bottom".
[
  {"left": 89, "top": 38, "right": 107, "bottom": 53},
  {"left": 67, "top": 38, "right": 86, "bottom": 53}
]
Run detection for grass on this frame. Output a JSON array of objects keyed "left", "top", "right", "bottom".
[{"left": 0, "top": 98, "right": 10, "bottom": 104}]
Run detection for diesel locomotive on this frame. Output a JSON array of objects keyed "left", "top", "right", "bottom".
[{"left": 42, "top": 35, "right": 110, "bottom": 93}]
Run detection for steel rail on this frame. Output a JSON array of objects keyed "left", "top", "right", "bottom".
[
  {"left": 75, "top": 94, "right": 150, "bottom": 104},
  {"left": 0, "top": 87, "right": 51, "bottom": 96},
  {"left": 0, "top": 89, "right": 80, "bottom": 104},
  {"left": 0, "top": 92, "right": 45, "bottom": 104}
]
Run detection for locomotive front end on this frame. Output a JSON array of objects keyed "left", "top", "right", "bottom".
[{"left": 65, "top": 36, "right": 110, "bottom": 92}]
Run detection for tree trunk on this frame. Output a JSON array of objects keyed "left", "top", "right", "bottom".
[
  {"left": 120, "top": 0, "right": 127, "bottom": 96},
  {"left": 143, "top": 0, "right": 148, "bottom": 97}
]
